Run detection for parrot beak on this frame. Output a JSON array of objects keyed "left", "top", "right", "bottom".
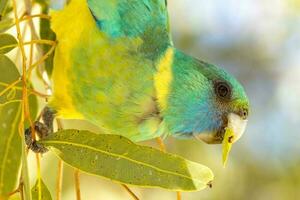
[
  {"left": 226, "top": 113, "right": 248, "bottom": 143},
  {"left": 193, "top": 112, "right": 248, "bottom": 144},
  {"left": 222, "top": 113, "right": 248, "bottom": 166}
]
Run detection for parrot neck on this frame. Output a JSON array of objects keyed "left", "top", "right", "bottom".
[{"left": 154, "top": 48, "right": 224, "bottom": 137}]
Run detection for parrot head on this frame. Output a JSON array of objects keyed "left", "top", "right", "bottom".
[{"left": 158, "top": 49, "right": 249, "bottom": 144}]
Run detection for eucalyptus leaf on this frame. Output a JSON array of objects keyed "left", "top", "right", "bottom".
[
  {"left": 0, "top": 33, "right": 17, "bottom": 54},
  {"left": 38, "top": 130, "right": 214, "bottom": 191},
  {"left": 0, "top": 18, "right": 14, "bottom": 33},
  {"left": 31, "top": 179, "right": 52, "bottom": 200},
  {"left": 0, "top": 0, "right": 9, "bottom": 16},
  {"left": 0, "top": 0, "right": 13, "bottom": 33},
  {"left": 0, "top": 55, "right": 21, "bottom": 104},
  {"left": 0, "top": 54, "right": 38, "bottom": 199},
  {"left": 0, "top": 101, "right": 22, "bottom": 199},
  {"left": 0, "top": 55, "right": 22, "bottom": 199}
]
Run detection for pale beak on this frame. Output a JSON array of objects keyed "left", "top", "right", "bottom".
[
  {"left": 227, "top": 113, "right": 248, "bottom": 143},
  {"left": 193, "top": 112, "right": 248, "bottom": 144},
  {"left": 222, "top": 113, "right": 248, "bottom": 166}
]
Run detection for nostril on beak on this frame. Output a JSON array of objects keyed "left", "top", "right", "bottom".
[{"left": 241, "top": 108, "right": 248, "bottom": 119}]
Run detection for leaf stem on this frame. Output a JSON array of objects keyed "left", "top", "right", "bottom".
[
  {"left": 35, "top": 154, "right": 42, "bottom": 200},
  {"left": 19, "top": 180, "right": 24, "bottom": 200},
  {"left": 56, "top": 160, "right": 63, "bottom": 200},
  {"left": 56, "top": 119, "right": 64, "bottom": 200},
  {"left": 20, "top": 14, "right": 51, "bottom": 22},
  {"left": 121, "top": 185, "right": 140, "bottom": 200},
  {"left": 0, "top": 81, "right": 49, "bottom": 99},
  {"left": 20, "top": 137, "right": 32, "bottom": 200},
  {"left": 176, "top": 191, "right": 182, "bottom": 200},
  {"left": 27, "top": 40, "right": 57, "bottom": 79},
  {"left": 12, "top": 0, "right": 32, "bottom": 199},
  {"left": 0, "top": 39, "right": 56, "bottom": 54},
  {"left": 24, "top": 39, "right": 57, "bottom": 46},
  {"left": 156, "top": 137, "right": 166, "bottom": 152},
  {"left": 7, "top": 187, "right": 20, "bottom": 197},
  {"left": 74, "top": 170, "right": 81, "bottom": 200},
  {"left": 28, "top": 89, "right": 50, "bottom": 98}
]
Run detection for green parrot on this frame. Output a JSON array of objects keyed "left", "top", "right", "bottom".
[{"left": 46, "top": 0, "right": 249, "bottom": 149}]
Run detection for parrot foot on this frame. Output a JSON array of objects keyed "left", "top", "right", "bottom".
[{"left": 25, "top": 107, "right": 56, "bottom": 153}]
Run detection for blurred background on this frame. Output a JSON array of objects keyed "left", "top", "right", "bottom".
[{"left": 22, "top": 0, "right": 300, "bottom": 200}]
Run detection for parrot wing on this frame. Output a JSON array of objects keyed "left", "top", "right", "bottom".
[{"left": 87, "top": 0, "right": 172, "bottom": 56}]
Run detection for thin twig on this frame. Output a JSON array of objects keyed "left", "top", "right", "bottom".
[
  {"left": 0, "top": 39, "right": 56, "bottom": 54},
  {"left": 55, "top": 119, "right": 64, "bottom": 200},
  {"left": 20, "top": 14, "right": 51, "bottom": 22},
  {"left": 156, "top": 137, "right": 166, "bottom": 152},
  {"left": 24, "top": 39, "right": 57, "bottom": 46},
  {"left": 176, "top": 191, "right": 182, "bottom": 200},
  {"left": 26, "top": 14, "right": 36, "bottom": 141},
  {"left": 35, "top": 154, "right": 42, "bottom": 200},
  {"left": 27, "top": 41, "right": 57, "bottom": 79},
  {"left": 74, "top": 170, "right": 81, "bottom": 200},
  {"left": 56, "top": 160, "right": 63, "bottom": 200},
  {"left": 19, "top": 180, "right": 24, "bottom": 200},
  {"left": 28, "top": 89, "right": 51, "bottom": 98},
  {"left": 28, "top": 26, "right": 34, "bottom": 73},
  {"left": 0, "top": 79, "right": 21, "bottom": 97},
  {"left": 14, "top": 16, "right": 28, "bottom": 64},
  {"left": 0, "top": 81, "right": 50, "bottom": 99},
  {"left": 121, "top": 185, "right": 140, "bottom": 200},
  {"left": 7, "top": 188, "right": 20, "bottom": 197},
  {"left": 24, "top": 0, "right": 51, "bottom": 91},
  {"left": 12, "top": 0, "right": 32, "bottom": 200},
  {"left": 0, "top": 81, "right": 22, "bottom": 90}
]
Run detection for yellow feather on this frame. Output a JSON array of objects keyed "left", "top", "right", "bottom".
[
  {"left": 154, "top": 47, "right": 174, "bottom": 110},
  {"left": 49, "top": 0, "right": 96, "bottom": 119}
]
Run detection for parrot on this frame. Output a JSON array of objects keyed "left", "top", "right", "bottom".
[{"left": 42, "top": 0, "right": 249, "bottom": 154}]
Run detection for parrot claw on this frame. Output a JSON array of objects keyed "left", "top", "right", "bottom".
[
  {"left": 25, "top": 107, "right": 56, "bottom": 153},
  {"left": 25, "top": 122, "right": 50, "bottom": 153}
]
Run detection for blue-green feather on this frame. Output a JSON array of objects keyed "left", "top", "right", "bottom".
[
  {"left": 87, "top": 0, "right": 171, "bottom": 59},
  {"left": 163, "top": 50, "right": 248, "bottom": 138}
]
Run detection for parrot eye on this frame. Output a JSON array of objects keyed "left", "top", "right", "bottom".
[{"left": 215, "top": 81, "right": 232, "bottom": 100}]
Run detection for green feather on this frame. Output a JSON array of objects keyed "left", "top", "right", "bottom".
[{"left": 50, "top": 0, "right": 249, "bottom": 144}]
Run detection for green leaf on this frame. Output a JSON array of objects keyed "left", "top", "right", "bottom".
[
  {"left": 0, "top": 34, "right": 17, "bottom": 54},
  {"left": 0, "top": 55, "right": 21, "bottom": 104},
  {"left": 0, "top": 54, "right": 37, "bottom": 126},
  {"left": 39, "top": 130, "right": 214, "bottom": 191},
  {"left": 31, "top": 179, "right": 52, "bottom": 200},
  {"left": 0, "top": 0, "right": 13, "bottom": 33},
  {"left": 0, "top": 54, "right": 38, "bottom": 199},
  {"left": 0, "top": 18, "right": 14, "bottom": 33},
  {"left": 0, "top": 101, "right": 22, "bottom": 199},
  {"left": 0, "top": 0, "right": 9, "bottom": 16},
  {"left": 0, "top": 54, "right": 21, "bottom": 199}
]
